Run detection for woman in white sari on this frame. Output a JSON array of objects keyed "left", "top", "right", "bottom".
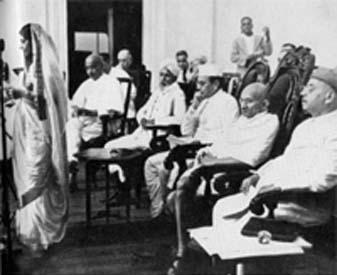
[{"left": 7, "top": 23, "right": 68, "bottom": 253}]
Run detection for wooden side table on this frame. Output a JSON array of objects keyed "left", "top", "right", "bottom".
[{"left": 76, "top": 148, "right": 147, "bottom": 227}]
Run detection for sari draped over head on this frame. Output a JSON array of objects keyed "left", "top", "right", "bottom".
[{"left": 13, "top": 23, "right": 69, "bottom": 250}]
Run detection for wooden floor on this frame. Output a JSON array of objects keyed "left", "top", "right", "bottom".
[{"left": 4, "top": 166, "right": 337, "bottom": 275}]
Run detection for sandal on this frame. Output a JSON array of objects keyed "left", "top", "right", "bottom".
[{"left": 167, "top": 255, "right": 183, "bottom": 275}]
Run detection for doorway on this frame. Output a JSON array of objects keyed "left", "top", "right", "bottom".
[{"left": 67, "top": 0, "right": 142, "bottom": 97}]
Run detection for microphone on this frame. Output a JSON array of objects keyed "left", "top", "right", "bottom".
[{"left": 0, "top": 39, "right": 4, "bottom": 52}]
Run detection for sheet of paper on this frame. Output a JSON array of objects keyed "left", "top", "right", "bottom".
[{"left": 189, "top": 225, "right": 308, "bottom": 260}]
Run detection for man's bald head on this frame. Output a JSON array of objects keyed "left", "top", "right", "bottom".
[
  {"left": 117, "top": 49, "right": 133, "bottom": 70},
  {"left": 240, "top": 83, "right": 269, "bottom": 118},
  {"left": 85, "top": 53, "right": 104, "bottom": 80}
]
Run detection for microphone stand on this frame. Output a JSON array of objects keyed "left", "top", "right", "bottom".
[{"left": 0, "top": 38, "right": 13, "bottom": 274}]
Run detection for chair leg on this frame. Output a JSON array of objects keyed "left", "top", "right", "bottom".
[
  {"left": 236, "top": 262, "right": 245, "bottom": 275},
  {"left": 69, "top": 171, "right": 78, "bottom": 193},
  {"left": 135, "top": 171, "right": 143, "bottom": 209},
  {"left": 85, "top": 163, "right": 91, "bottom": 227},
  {"left": 125, "top": 182, "right": 131, "bottom": 222},
  {"left": 105, "top": 164, "right": 110, "bottom": 224}
]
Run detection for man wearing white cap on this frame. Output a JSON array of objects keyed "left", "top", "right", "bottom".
[
  {"left": 144, "top": 64, "right": 239, "bottom": 220},
  {"left": 104, "top": 60, "right": 186, "bottom": 151},
  {"left": 213, "top": 66, "right": 337, "bottom": 232}
]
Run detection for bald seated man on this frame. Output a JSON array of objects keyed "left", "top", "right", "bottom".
[
  {"left": 66, "top": 53, "right": 124, "bottom": 175},
  {"left": 109, "top": 49, "right": 137, "bottom": 120},
  {"left": 167, "top": 83, "right": 279, "bottom": 275},
  {"left": 214, "top": 66, "right": 337, "bottom": 228}
]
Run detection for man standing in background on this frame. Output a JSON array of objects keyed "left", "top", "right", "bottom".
[{"left": 231, "top": 16, "right": 273, "bottom": 77}]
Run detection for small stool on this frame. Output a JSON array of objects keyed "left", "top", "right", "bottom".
[{"left": 76, "top": 148, "right": 146, "bottom": 227}]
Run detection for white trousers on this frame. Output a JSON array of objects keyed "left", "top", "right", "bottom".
[{"left": 66, "top": 117, "right": 102, "bottom": 162}]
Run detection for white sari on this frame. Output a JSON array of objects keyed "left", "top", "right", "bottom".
[{"left": 12, "top": 24, "right": 68, "bottom": 250}]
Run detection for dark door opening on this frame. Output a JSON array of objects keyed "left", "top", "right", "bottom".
[{"left": 67, "top": 0, "right": 142, "bottom": 98}]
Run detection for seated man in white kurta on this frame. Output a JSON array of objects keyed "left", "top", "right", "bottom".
[
  {"left": 66, "top": 54, "right": 124, "bottom": 165},
  {"left": 104, "top": 61, "right": 186, "bottom": 151},
  {"left": 108, "top": 49, "right": 137, "bottom": 121},
  {"left": 167, "top": 82, "right": 279, "bottom": 275},
  {"left": 213, "top": 66, "right": 337, "bottom": 230},
  {"left": 144, "top": 64, "right": 239, "bottom": 219}
]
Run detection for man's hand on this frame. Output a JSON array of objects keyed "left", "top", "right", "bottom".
[
  {"left": 262, "top": 26, "right": 270, "bottom": 41},
  {"left": 71, "top": 106, "right": 80, "bottom": 117},
  {"left": 196, "top": 148, "right": 217, "bottom": 165},
  {"left": 240, "top": 174, "right": 260, "bottom": 194},
  {"left": 140, "top": 118, "right": 155, "bottom": 129},
  {"left": 4, "top": 84, "right": 25, "bottom": 99},
  {"left": 191, "top": 91, "right": 204, "bottom": 110}
]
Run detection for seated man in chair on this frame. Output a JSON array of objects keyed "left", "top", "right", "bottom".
[
  {"left": 145, "top": 64, "right": 239, "bottom": 220},
  {"left": 167, "top": 82, "right": 280, "bottom": 275},
  {"left": 109, "top": 49, "right": 138, "bottom": 125},
  {"left": 214, "top": 66, "right": 337, "bottom": 227},
  {"left": 101, "top": 61, "right": 186, "bottom": 197},
  {"left": 66, "top": 54, "right": 124, "bottom": 176},
  {"left": 104, "top": 60, "right": 186, "bottom": 151}
]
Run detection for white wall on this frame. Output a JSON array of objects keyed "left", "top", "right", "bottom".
[
  {"left": 143, "top": 0, "right": 337, "bottom": 85},
  {"left": 0, "top": 0, "right": 21, "bottom": 69},
  {"left": 0, "top": 0, "right": 68, "bottom": 73},
  {"left": 215, "top": 0, "right": 337, "bottom": 72}
]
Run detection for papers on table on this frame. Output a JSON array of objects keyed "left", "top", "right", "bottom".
[{"left": 189, "top": 224, "right": 312, "bottom": 260}]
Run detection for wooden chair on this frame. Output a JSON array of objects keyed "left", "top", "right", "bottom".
[{"left": 69, "top": 78, "right": 133, "bottom": 191}]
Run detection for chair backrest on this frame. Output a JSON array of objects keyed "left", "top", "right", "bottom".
[
  {"left": 234, "top": 61, "right": 270, "bottom": 100},
  {"left": 266, "top": 46, "right": 316, "bottom": 158},
  {"left": 178, "top": 82, "right": 196, "bottom": 107},
  {"left": 117, "top": 77, "right": 133, "bottom": 134},
  {"left": 129, "top": 66, "right": 152, "bottom": 111},
  {"left": 222, "top": 72, "right": 241, "bottom": 96},
  {"left": 295, "top": 45, "right": 316, "bottom": 86},
  {"left": 101, "top": 77, "right": 133, "bottom": 139}
]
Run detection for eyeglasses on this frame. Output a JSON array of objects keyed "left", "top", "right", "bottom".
[{"left": 160, "top": 72, "right": 172, "bottom": 77}]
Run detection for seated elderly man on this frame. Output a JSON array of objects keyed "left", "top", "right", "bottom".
[
  {"left": 109, "top": 49, "right": 137, "bottom": 123},
  {"left": 66, "top": 54, "right": 123, "bottom": 174},
  {"left": 145, "top": 64, "right": 239, "bottom": 220},
  {"left": 104, "top": 61, "right": 186, "bottom": 151},
  {"left": 213, "top": 66, "right": 337, "bottom": 238},
  {"left": 167, "top": 82, "right": 279, "bottom": 275}
]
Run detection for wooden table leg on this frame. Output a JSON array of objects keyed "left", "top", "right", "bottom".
[
  {"left": 236, "top": 262, "right": 245, "bottom": 275},
  {"left": 105, "top": 164, "right": 110, "bottom": 224},
  {"left": 125, "top": 178, "right": 131, "bottom": 222},
  {"left": 85, "top": 162, "right": 91, "bottom": 227},
  {"left": 123, "top": 165, "right": 131, "bottom": 222}
]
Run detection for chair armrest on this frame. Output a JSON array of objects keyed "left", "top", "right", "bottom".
[
  {"left": 163, "top": 142, "right": 211, "bottom": 170},
  {"left": 249, "top": 186, "right": 336, "bottom": 217},
  {"left": 200, "top": 162, "right": 252, "bottom": 174},
  {"left": 100, "top": 113, "right": 124, "bottom": 138},
  {"left": 146, "top": 124, "right": 181, "bottom": 137}
]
